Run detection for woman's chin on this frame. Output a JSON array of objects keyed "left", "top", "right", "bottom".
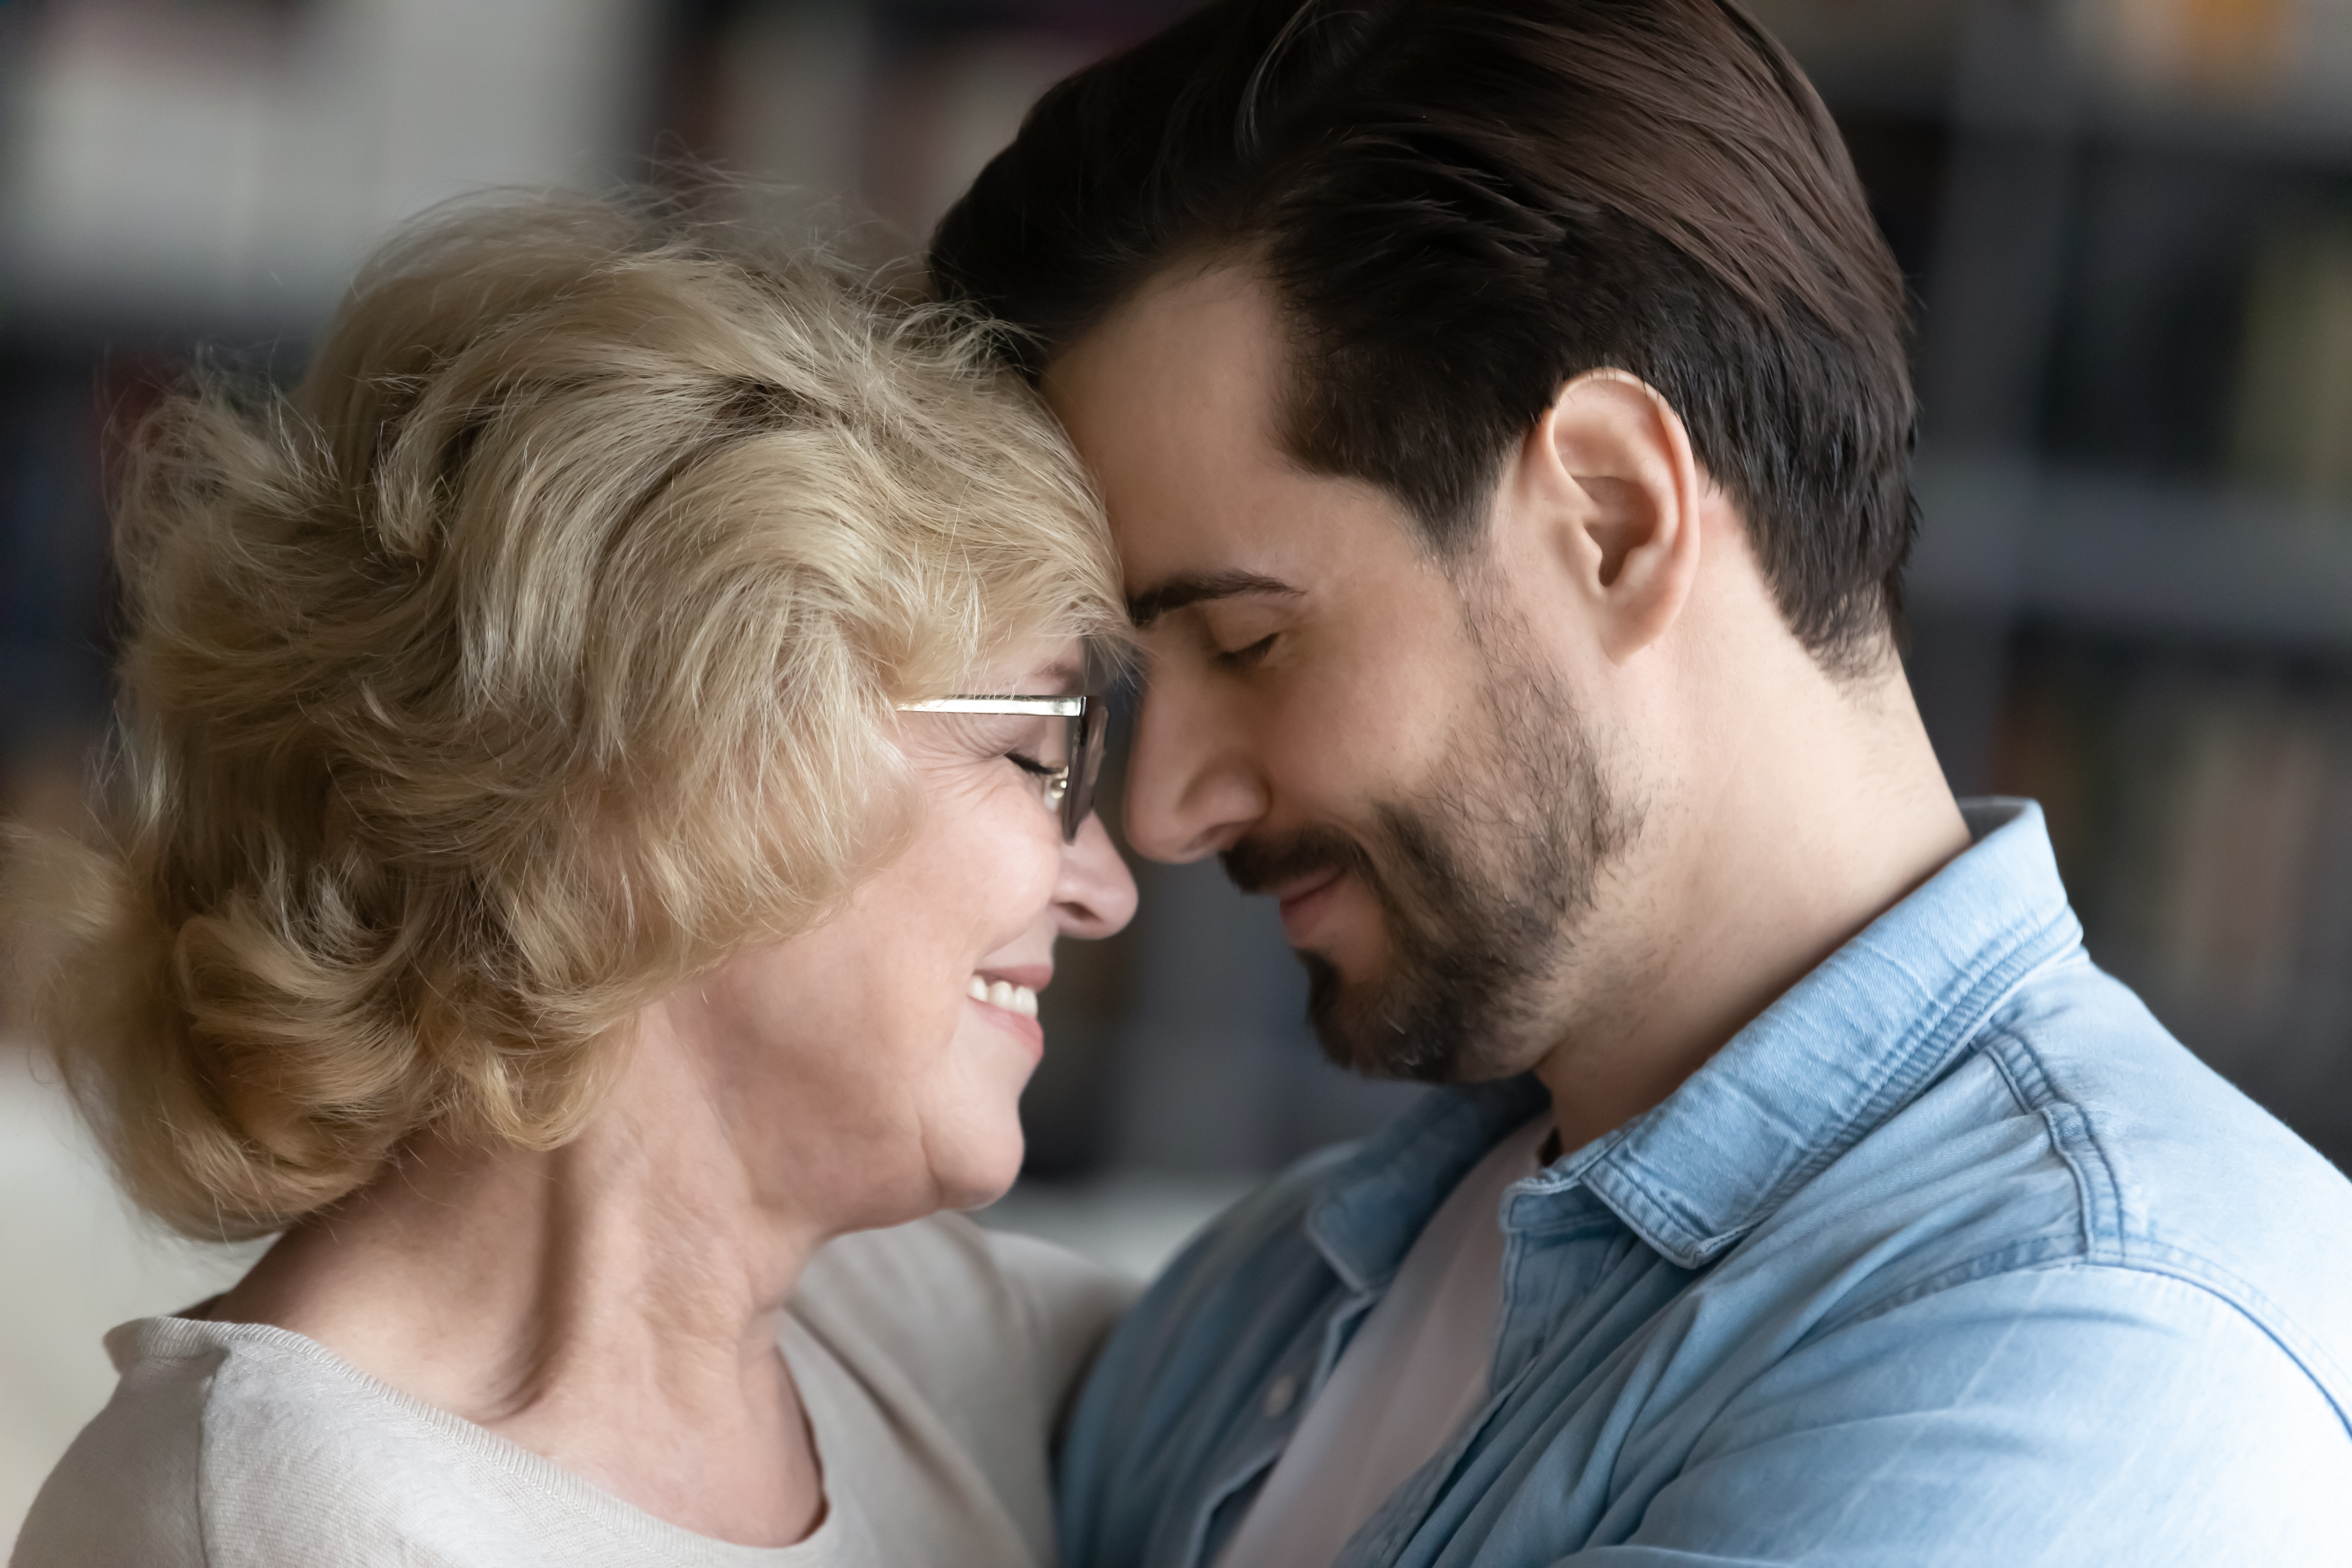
[{"left": 938, "top": 1133, "right": 1029, "bottom": 1214}]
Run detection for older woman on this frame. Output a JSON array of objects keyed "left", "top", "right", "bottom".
[{"left": 4, "top": 194, "right": 1138, "bottom": 1565}]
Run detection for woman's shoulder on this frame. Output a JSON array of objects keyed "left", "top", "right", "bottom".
[
  {"left": 785, "top": 1217, "right": 1138, "bottom": 1567},
  {"left": 794, "top": 1213, "right": 1137, "bottom": 1388},
  {"left": 16, "top": 1318, "right": 550, "bottom": 1567},
  {"left": 13, "top": 1320, "right": 221, "bottom": 1566}
]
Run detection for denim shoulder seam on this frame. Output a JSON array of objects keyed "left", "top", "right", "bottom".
[
  {"left": 2043, "top": 1100, "right": 2123, "bottom": 1260},
  {"left": 1977, "top": 1032, "right": 2126, "bottom": 1260},
  {"left": 1816, "top": 1249, "right": 2352, "bottom": 1436},
  {"left": 1745, "top": 911, "right": 2079, "bottom": 1223},
  {"left": 1974, "top": 1022, "right": 2045, "bottom": 1114},
  {"left": 2116, "top": 1241, "right": 2352, "bottom": 1431},
  {"left": 1814, "top": 1236, "right": 2089, "bottom": 1337},
  {"left": 1609, "top": 914, "right": 2082, "bottom": 1268}
]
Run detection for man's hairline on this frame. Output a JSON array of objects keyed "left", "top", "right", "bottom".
[
  {"left": 1043, "top": 258, "right": 1902, "bottom": 676},
  {"left": 1045, "top": 248, "right": 1466, "bottom": 628}
]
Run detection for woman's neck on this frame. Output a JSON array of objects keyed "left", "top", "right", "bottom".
[{"left": 206, "top": 1031, "right": 830, "bottom": 1548}]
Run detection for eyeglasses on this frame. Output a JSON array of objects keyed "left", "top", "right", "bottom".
[{"left": 898, "top": 695, "right": 1107, "bottom": 842}]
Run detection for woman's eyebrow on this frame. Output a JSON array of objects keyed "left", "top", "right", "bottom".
[{"left": 1126, "top": 571, "right": 1303, "bottom": 630}]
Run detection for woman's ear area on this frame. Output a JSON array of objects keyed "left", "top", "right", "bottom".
[{"left": 1496, "top": 369, "right": 1707, "bottom": 665}]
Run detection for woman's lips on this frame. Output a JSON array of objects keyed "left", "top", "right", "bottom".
[
  {"left": 1276, "top": 868, "right": 1348, "bottom": 946},
  {"left": 971, "top": 996, "right": 1045, "bottom": 1056},
  {"left": 968, "top": 971, "right": 1047, "bottom": 1056}
]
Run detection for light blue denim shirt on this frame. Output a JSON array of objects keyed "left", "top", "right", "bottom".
[{"left": 1058, "top": 801, "right": 2352, "bottom": 1567}]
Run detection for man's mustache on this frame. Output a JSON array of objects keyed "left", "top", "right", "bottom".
[{"left": 1220, "top": 825, "right": 1381, "bottom": 899}]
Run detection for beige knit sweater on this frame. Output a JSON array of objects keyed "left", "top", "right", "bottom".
[{"left": 13, "top": 1215, "right": 1132, "bottom": 1568}]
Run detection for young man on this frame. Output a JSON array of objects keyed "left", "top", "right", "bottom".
[{"left": 932, "top": 2, "right": 2352, "bottom": 1563}]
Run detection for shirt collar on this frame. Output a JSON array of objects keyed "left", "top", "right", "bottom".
[
  {"left": 1308, "top": 799, "right": 2083, "bottom": 1285},
  {"left": 1307, "top": 1074, "right": 1550, "bottom": 1294}
]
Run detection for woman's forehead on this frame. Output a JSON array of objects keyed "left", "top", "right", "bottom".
[{"left": 976, "top": 638, "right": 1086, "bottom": 694}]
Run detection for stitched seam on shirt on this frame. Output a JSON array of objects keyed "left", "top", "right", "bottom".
[
  {"left": 1183, "top": 1437, "right": 1286, "bottom": 1568},
  {"left": 1812, "top": 1248, "right": 2352, "bottom": 1436},
  {"left": 1589, "top": 1175, "right": 1720, "bottom": 1267},
  {"left": 195, "top": 1364, "right": 217, "bottom": 1568},
  {"left": 1994, "top": 1029, "right": 2132, "bottom": 1262},
  {"left": 1811, "top": 1237, "right": 2090, "bottom": 1338},
  {"left": 2113, "top": 1242, "right": 2352, "bottom": 1430},
  {"left": 1982, "top": 1022, "right": 2141, "bottom": 1266},
  {"left": 1733, "top": 916, "right": 2081, "bottom": 1233},
  {"left": 1975, "top": 1024, "right": 2046, "bottom": 1115},
  {"left": 2039, "top": 1101, "right": 2124, "bottom": 1261}
]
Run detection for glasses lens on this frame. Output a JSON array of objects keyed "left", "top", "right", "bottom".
[{"left": 1061, "top": 699, "right": 1107, "bottom": 841}]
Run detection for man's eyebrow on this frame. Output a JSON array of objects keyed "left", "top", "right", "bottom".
[{"left": 1126, "top": 571, "right": 1303, "bottom": 630}]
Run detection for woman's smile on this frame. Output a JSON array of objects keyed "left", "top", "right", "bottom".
[{"left": 967, "top": 967, "right": 1049, "bottom": 1053}]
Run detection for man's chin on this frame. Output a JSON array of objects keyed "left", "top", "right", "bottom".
[{"left": 1300, "top": 951, "right": 1462, "bottom": 1084}]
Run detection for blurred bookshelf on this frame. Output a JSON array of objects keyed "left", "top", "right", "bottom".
[
  {"left": 1909, "top": 458, "right": 2352, "bottom": 644},
  {"left": 1757, "top": 0, "right": 2352, "bottom": 1167}
]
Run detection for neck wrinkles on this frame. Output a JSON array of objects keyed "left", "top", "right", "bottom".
[{"left": 205, "top": 1011, "right": 834, "bottom": 1546}]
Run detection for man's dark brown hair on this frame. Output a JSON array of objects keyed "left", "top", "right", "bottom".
[{"left": 930, "top": 0, "right": 1918, "bottom": 671}]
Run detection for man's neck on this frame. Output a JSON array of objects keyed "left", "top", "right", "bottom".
[{"left": 1536, "top": 654, "right": 1971, "bottom": 1154}]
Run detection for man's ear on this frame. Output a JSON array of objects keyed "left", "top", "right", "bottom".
[{"left": 1503, "top": 369, "right": 1704, "bottom": 664}]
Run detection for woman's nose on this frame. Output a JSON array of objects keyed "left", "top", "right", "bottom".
[{"left": 1054, "top": 813, "right": 1139, "bottom": 939}]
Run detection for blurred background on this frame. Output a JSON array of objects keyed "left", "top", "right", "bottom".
[{"left": 5, "top": 0, "right": 2352, "bottom": 1543}]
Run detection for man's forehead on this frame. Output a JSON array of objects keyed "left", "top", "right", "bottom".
[
  {"left": 1045, "top": 269, "right": 1423, "bottom": 621},
  {"left": 1043, "top": 273, "right": 1294, "bottom": 582},
  {"left": 1045, "top": 268, "right": 1281, "bottom": 449},
  {"left": 1065, "top": 262, "right": 1272, "bottom": 373}
]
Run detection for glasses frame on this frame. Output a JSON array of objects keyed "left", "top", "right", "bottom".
[{"left": 898, "top": 695, "right": 1107, "bottom": 842}]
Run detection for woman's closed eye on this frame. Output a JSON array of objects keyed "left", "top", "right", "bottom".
[{"left": 1216, "top": 632, "right": 1278, "bottom": 671}]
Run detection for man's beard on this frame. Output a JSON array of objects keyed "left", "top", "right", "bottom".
[{"left": 1221, "top": 651, "right": 1639, "bottom": 1084}]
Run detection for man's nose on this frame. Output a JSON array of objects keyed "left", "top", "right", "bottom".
[
  {"left": 1121, "top": 680, "right": 1269, "bottom": 864},
  {"left": 1054, "top": 812, "right": 1139, "bottom": 939}
]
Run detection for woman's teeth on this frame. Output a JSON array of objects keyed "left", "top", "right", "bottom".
[{"left": 968, "top": 975, "right": 1039, "bottom": 1018}]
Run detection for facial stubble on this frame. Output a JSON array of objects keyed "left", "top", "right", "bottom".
[{"left": 1223, "top": 632, "right": 1642, "bottom": 1085}]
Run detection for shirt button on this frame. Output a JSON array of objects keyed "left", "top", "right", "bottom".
[{"left": 1263, "top": 1374, "right": 1298, "bottom": 1419}]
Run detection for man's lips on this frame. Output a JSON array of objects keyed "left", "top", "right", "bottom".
[{"left": 1275, "top": 868, "right": 1348, "bottom": 943}]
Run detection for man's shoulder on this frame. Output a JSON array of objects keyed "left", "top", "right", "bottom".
[
  {"left": 1786, "top": 949, "right": 2352, "bottom": 1405},
  {"left": 1983, "top": 948, "right": 2352, "bottom": 1224},
  {"left": 1993, "top": 953, "right": 2352, "bottom": 1379}
]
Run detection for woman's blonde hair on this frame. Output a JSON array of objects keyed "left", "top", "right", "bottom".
[{"left": 0, "top": 192, "right": 1123, "bottom": 1241}]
